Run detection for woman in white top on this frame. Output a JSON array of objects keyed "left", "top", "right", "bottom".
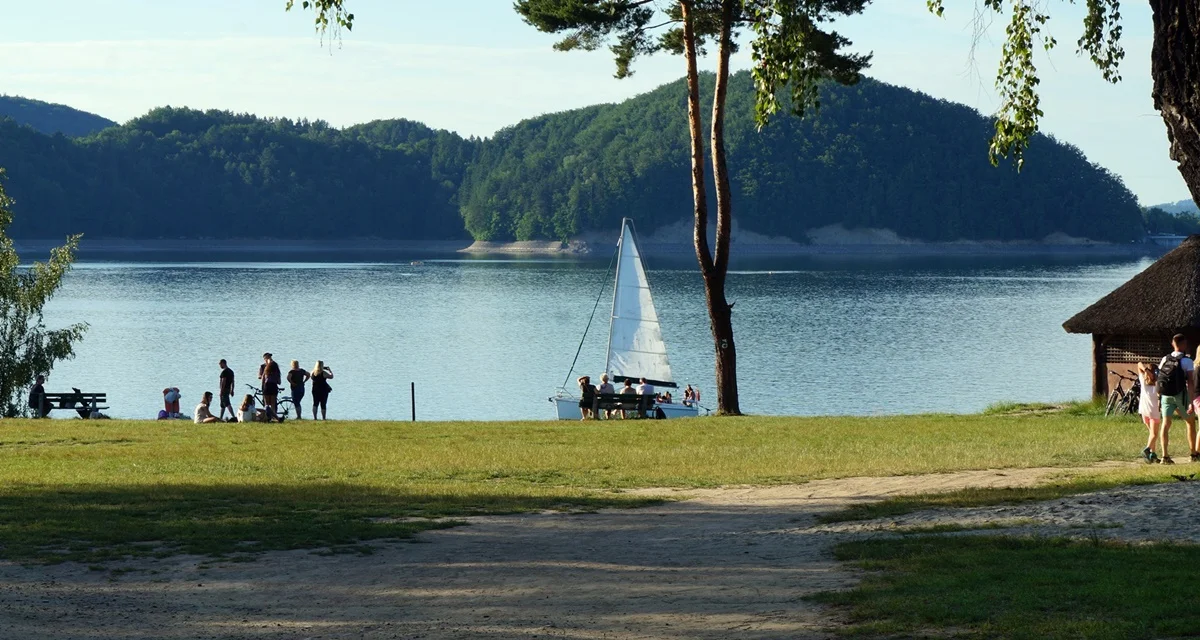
[
  {"left": 237, "top": 394, "right": 259, "bottom": 423},
  {"left": 1138, "top": 362, "right": 1161, "bottom": 463}
]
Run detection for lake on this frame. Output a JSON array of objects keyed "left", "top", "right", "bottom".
[{"left": 37, "top": 252, "right": 1151, "bottom": 421}]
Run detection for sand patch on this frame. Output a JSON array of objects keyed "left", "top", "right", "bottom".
[{"left": 0, "top": 463, "right": 1167, "bottom": 640}]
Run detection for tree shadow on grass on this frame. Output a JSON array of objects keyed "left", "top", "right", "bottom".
[{"left": 0, "top": 483, "right": 658, "bottom": 564}]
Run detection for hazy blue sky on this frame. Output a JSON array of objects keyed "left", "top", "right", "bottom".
[{"left": 1, "top": 1, "right": 1188, "bottom": 205}]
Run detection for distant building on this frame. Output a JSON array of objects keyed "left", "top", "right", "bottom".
[{"left": 1064, "top": 235, "right": 1200, "bottom": 397}]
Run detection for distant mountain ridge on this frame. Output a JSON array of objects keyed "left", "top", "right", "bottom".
[
  {"left": 0, "top": 96, "right": 116, "bottom": 137},
  {"left": 1151, "top": 199, "right": 1199, "bottom": 215},
  {"left": 0, "top": 77, "right": 1145, "bottom": 243}
]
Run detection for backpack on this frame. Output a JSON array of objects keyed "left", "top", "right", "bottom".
[{"left": 1158, "top": 355, "right": 1187, "bottom": 396}]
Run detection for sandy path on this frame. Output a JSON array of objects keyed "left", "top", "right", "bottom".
[{"left": 0, "top": 466, "right": 1119, "bottom": 640}]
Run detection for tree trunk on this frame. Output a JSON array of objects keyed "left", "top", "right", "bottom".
[
  {"left": 706, "top": 0, "right": 740, "bottom": 415},
  {"left": 1151, "top": 0, "right": 1200, "bottom": 206}
]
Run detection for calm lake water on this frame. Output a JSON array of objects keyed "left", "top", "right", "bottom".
[{"left": 38, "top": 252, "right": 1152, "bottom": 421}]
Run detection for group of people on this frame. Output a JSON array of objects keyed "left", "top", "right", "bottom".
[
  {"left": 575, "top": 374, "right": 700, "bottom": 420},
  {"left": 180, "top": 353, "right": 335, "bottom": 424},
  {"left": 1137, "top": 333, "right": 1200, "bottom": 464}
]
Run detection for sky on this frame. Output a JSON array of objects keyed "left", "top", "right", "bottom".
[{"left": 0, "top": 1, "right": 1189, "bottom": 206}]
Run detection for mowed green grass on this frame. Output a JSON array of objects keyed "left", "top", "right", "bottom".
[
  {"left": 0, "top": 410, "right": 1152, "bottom": 562},
  {"left": 814, "top": 536, "right": 1200, "bottom": 639}
]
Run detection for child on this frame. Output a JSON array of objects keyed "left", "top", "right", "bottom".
[{"left": 1138, "top": 362, "right": 1162, "bottom": 463}]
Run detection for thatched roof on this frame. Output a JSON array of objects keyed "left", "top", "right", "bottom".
[{"left": 1064, "top": 235, "right": 1200, "bottom": 335}]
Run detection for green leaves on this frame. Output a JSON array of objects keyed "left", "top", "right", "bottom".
[
  {"left": 0, "top": 169, "right": 87, "bottom": 417},
  {"left": 928, "top": 1, "right": 1125, "bottom": 170},
  {"left": 284, "top": 0, "right": 354, "bottom": 39}
]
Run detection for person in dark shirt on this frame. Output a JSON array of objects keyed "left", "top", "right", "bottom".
[
  {"left": 218, "top": 359, "right": 236, "bottom": 421},
  {"left": 28, "top": 375, "right": 50, "bottom": 418},
  {"left": 258, "top": 353, "right": 281, "bottom": 420},
  {"left": 286, "top": 359, "right": 311, "bottom": 419}
]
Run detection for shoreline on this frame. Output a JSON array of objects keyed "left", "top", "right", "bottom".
[
  {"left": 9, "top": 237, "right": 1168, "bottom": 259},
  {"left": 461, "top": 239, "right": 1168, "bottom": 257}
]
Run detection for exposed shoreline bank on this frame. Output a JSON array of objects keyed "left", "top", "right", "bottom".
[{"left": 9, "top": 237, "right": 1167, "bottom": 259}]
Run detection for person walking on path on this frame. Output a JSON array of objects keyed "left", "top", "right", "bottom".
[
  {"left": 287, "top": 360, "right": 310, "bottom": 419},
  {"left": 310, "top": 361, "right": 333, "bottom": 420},
  {"left": 259, "top": 353, "right": 281, "bottom": 419},
  {"left": 1138, "top": 362, "right": 1162, "bottom": 463},
  {"left": 218, "top": 359, "right": 235, "bottom": 421},
  {"left": 193, "top": 392, "right": 221, "bottom": 424},
  {"left": 1157, "top": 334, "right": 1196, "bottom": 465}
]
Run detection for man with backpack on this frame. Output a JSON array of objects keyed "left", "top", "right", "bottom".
[{"left": 1157, "top": 334, "right": 1196, "bottom": 465}]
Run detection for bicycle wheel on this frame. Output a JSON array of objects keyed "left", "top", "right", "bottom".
[
  {"left": 1105, "top": 390, "right": 1120, "bottom": 416},
  {"left": 275, "top": 398, "right": 295, "bottom": 422},
  {"left": 1115, "top": 396, "right": 1134, "bottom": 416}
]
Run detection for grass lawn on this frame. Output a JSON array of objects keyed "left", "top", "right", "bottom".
[
  {"left": 813, "top": 536, "right": 1200, "bottom": 640},
  {"left": 0, "top": 408, "right": 1165, "bottom": 563}
]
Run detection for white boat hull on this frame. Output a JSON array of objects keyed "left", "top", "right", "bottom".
[{"left": 552, "top": 396, "right": 699, "bottom": 420}]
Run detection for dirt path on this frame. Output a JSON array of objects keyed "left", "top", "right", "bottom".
[{"left": 0, "top": 466, "right": 1122, "bottom": 640}]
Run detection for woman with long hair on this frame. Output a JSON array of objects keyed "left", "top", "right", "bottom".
[
  {"left": 310, "top": 360, "right": 334, "bottom": 420},
  {"left": 287, "top": 359, "right": 311, "bottom": 419}
]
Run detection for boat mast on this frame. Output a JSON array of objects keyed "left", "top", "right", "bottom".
[{"left": 604, "top": 218, "right": 629, "bottom": 379}]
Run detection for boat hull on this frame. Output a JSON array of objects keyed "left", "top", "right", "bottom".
[{"left": 552, "top": 396, "right": 699, "bottom": 420}]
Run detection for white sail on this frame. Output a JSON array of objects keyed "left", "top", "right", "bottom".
[{"left": 606, "top": 219, "right": 675, "bottom": 386}]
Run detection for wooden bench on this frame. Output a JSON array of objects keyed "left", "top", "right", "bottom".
[
  {"left": 35, "top": 391, "right": 108, "bottom": 418},
  {"left": 593, "top": 393, "right": 654, "bottom": 417}
]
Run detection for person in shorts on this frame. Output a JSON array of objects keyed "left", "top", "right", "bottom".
[
  {"left": 218, "top": 359, "right": 235, "bottom": 421},
  {"left": 258, "top": 352, "right": 281, "bottom": 419},
  {"left": 1158, "top": 334, "right": 1196, "bottom": 465}
]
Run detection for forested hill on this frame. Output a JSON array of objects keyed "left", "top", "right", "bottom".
[
  {"left": 0, "top": 75, "right": 1143, "bottom": 243},
  {"left": 0, "top": 96, "right": 116, "bottom": 137},
  {"left": 461, "top": 72, "right": 1143, "bottom": 243},
  {"left": 1, "top": 108, "right": 477, "bottom": 240}
]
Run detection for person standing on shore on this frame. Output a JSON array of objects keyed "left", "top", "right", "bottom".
[
  {"left": 258, "top": 353, "right": 281, "bottom": 419},
  {"left": 218, "top": 359, "right": 235, "bottom": 421},
  {"left": 310, "top": 361, "right": 333, "bottom": 420},
  {"left": 1157, "top": 334, "right": 1195, "bottom": 465},
  {"left": 287, "top": 360, "right": 310, "bottom": 419}
]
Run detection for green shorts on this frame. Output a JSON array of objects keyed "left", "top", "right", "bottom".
[{"left": 1162, "top": 392, "right": 1191, "bottom": 420}]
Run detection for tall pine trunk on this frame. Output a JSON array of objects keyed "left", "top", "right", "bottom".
[
  {"left": 1151, "top": 0, "right": 1200, "bottom": 205},
  {"left": 680, "top": 1, "right": 741, "bottom": 415}
]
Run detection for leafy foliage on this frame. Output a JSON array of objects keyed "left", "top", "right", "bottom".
[
  {"left": 0, "top": 96, "right": 116, "bottom": 138},
  {"left": 0, "top": 108, "right": 476, "bottom": 240},
  {"left": 0, "top": 170, "right": 87, "bottom": 418},
  {"left": 460, "top": 72, "right": 1144, "bottom": 243},
  {"left": 927, "top": 1, "right": 1125, "bottom": 169},
  {"left": 1143, "top": 206, "right": 1200, "bottom": 236}
]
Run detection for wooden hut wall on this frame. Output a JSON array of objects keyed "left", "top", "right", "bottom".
[{"left": 1098, "top": 334, "right": 1177, "bottom": 396}]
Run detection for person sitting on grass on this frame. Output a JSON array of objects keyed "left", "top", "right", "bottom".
[
  {"left": 238, "top": 394, "right": 268, "bottom": 423},
  {"left": 1138, "top": 362, "right": 1161, "bottom": 463},
  {"left": 193, "top": 391, "right": 221, "bottom": 424},
  {"left": 1157, "top": 334, "right": 1196, "bottom": 465}
]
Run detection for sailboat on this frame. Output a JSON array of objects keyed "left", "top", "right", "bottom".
[{"left": 552, "top": 218, "right": 700, "bottom": 420}]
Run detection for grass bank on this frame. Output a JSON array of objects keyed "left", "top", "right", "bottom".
[
  {"left": 814, "top": 536, "right": 1200, "bottom": 639},
  {"left": 0, "top": 410, "right": 1151, "bottom": 562}
]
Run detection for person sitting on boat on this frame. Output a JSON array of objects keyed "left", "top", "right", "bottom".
[
  {"left": 636, "top": 377, "right": 655, "bottom": 418},
  {"left": 661, "top": 391, "right": 673, "bottom": 404},
  {"left": 683, "top": 384, "right": 695, "bottom": 406},
  {"left": 620, "top": 379, "right": 637, "bottom": 419},
  {"left": 597, "top": 374, "right": 616, "bottom": 419},
  {"left": 577, "top": 375, "right": 597, "bottom": 421}
]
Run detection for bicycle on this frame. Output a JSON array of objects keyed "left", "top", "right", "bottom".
[
  {"left": 246, "top": 384, "right": 295, "bottom": 422},
  {"left": 1105, "top": 370, "right": 1141, "bottom": 417}
]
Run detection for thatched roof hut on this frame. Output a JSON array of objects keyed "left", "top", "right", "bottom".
[{"left": 1064, "top": 235, "right": 1200, "bottom": 396}]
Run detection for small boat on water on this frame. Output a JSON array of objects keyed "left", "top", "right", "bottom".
[{"left": 551, "top": 218, "right": 699, "bottom": 419}]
